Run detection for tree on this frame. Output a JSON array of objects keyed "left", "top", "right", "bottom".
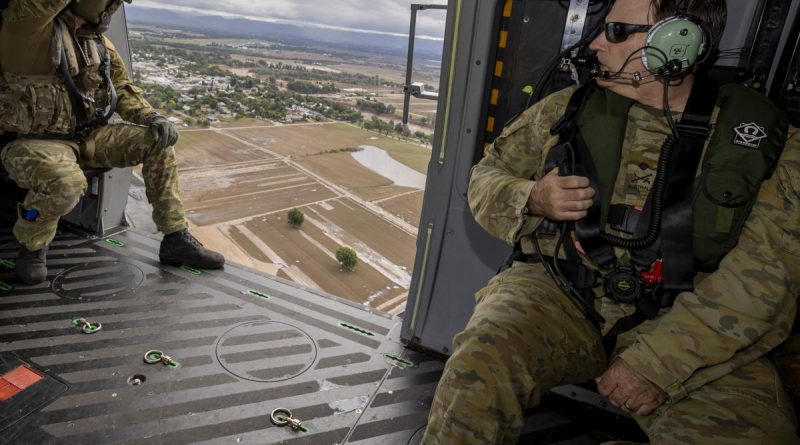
[
  {"left": 335, "top": 247, "right": 358, "bottom": 272},
  {"left": 287, "top": 208, "right": 304, "bottom": 228}
]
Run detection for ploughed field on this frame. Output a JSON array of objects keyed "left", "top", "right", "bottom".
[{"left": 174, "top": 122, "right": 430, "bottom": 315}]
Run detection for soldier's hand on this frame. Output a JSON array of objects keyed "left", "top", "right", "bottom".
[
  {"left": 527, "top": 167, "right": 595, "bottom": 221},
  {"left": 148, "top": 116, "right": 179, "bottom": 147},
  {"left": 596, "top": 359, "right": 667, "bottom": 416}
]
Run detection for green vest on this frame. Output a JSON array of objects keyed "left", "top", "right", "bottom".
[
  {"left": 577, "top": 83, "right": 788, "bottom": 271},
  {"left": 0, "top": 14, "right": 111, "bottom": 137}
]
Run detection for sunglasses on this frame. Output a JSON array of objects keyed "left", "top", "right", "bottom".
[{"left": 602, "top": 22, "right": 652, "bottom": 43}]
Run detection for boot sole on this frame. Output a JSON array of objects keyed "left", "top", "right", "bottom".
[{"left": 159, "top": 256, "right": 225, "bottom": 270}]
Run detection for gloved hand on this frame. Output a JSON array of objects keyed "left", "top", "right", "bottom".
[{"left": 148, "top": 116, "right": 179, "bottom": 147}]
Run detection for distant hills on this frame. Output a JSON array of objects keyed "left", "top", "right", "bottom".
[{"left": 126, "top": 7, "right": 445, "bottom": 60}]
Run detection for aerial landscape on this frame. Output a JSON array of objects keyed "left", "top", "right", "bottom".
[{"left": 126, "top": 9, "right": 445, "bottom": 316}]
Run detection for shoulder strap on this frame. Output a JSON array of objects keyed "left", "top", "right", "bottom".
[
  {"left": 660, "top": 75, "right": 718, "bottom": 292},
  {"left": 95, "top": 39, "right": 118, "bottom": 123},
  {"left": 53, "top": 19, "right": 91, "bottom": 132}
]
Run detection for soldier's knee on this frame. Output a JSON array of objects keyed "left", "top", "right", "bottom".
[{"left": 43, "top": 169, "right": 88, "bottom": 203}]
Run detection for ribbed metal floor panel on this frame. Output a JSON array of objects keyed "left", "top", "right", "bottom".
[{"left": 0, "top": 228, "right": 441, "bottom": 445}]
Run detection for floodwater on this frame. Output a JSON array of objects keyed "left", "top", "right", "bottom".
[{"left": 351, "top": 145, "right": 427, "bottom": 189}]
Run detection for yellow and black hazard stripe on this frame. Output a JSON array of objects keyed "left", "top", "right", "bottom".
[{"left": 483, "top": 0, "right": 515, "bottom": 151}]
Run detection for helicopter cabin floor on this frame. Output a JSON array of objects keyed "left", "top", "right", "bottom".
[{"left": 0, "top": 225, "right": 643, "bottom": 444}]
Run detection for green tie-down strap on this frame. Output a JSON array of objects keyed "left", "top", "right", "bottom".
[
  {"left": 105, "top": 238, "right": 125, "bottom": 247},
  {"left": 180, "top": 266, "right": 202, "bottom": 276}
]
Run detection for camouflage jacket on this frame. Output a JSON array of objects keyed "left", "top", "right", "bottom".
[
  {"left": 468, "top": 85, "right": 800, "bottom": 404},
  {"left": 0, "top": 0, "right": 155, "bottom": 135}
]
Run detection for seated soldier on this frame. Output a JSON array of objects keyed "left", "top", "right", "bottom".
[
  {"left": 424, "top": 0, "right": 800, "bottom": 443},
  {"left": 0, "top": 0, "right": 224, "bottom": 284}
]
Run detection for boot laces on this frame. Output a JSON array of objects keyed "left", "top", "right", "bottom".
[{"left": 182, "top": 231, "right": 204, "bottom": 248}]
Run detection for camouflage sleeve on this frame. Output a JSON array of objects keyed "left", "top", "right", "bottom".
[
  {"left": 619, "top": 127, "right": 800, "bottom": 403},
  {"left": 3, "top": 0, "right": 72, "bottom": 26},
  {"left": 467, "top": 87, "right": 576, "bottom": 244},
  {"left": 105, "top": 37, "right": 157, "bottom": 125}
]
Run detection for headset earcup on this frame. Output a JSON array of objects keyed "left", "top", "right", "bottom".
[{"left": 642, "top": 16, "right": 707, "bottom": 75}]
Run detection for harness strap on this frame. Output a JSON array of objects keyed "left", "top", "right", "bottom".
[
  {"left": 661, "top": 76, "right": 718, "bottom": 292},
  {"left": 96, "top": 40, "right": 118, "bottom": 123},
  {"left": 602, "top": 293, "right": 661, "bottom": 354},
  {"left": 54, "top": 20, "right": 91, "bottom": 133},
  {"left": 549, "top": 82, "right": 618, "bottom": 267},
  {"left": 607, "top": 204, "right": 641, "bottom": 234}
]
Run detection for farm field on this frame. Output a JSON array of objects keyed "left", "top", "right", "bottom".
[
  {"left": 176, "top": 122, "right": 429, "bottom": 314},
  {"left": 174, "top": 130, "right": 276, "bottom": 168}
]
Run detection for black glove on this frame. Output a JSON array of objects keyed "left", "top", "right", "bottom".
[{"left": 148, "top": 116, "right": 179, "bottom": 147}]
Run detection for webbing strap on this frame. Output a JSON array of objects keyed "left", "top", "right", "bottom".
[
  {"left": 54, "top": 20, "right": 90, "bottom": 132},
  {"left": 660, "top": 76, "right": 718, "bottom": 292},
  {"left": 602, "top": 294, "right": 661, "bottom": 355},
  {"left": 549, "top": 82, "right": 618, "bottom": 267},
  {"left": 96, "top": 40, "right": 118, "bottom": 123}
]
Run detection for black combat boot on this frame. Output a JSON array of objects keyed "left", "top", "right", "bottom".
[
  {"left": 159, "top": 229, "right": 225, "bottom": 269},
  {"left": 16, "top": 245, "right": 48, "bottom": 285}
]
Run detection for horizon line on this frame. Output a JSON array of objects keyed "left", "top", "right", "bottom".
[{"left": 127, "top": 3, "right": 447, "bottom": 42}]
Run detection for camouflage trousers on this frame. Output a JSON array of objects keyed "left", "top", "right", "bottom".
[
  {"left": 423, "top": 262, "right": 799, "bottom": 445},
  {"left": 0, "top": 123, "right": 187, "bottom": 251}
]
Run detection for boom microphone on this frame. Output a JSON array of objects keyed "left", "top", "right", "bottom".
[{"left": 589, "top": 60, "right": 646, "bottom": 83}]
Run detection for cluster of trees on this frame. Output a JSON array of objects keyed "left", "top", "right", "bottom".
[
  {"left": 415, "top": 131, "right": 433, "bottom": 146},
  {"left": 144, "top": 83, "right": 182, "bottom": 112},
  {"left": 362, "top": 116, "right": 411, "bottom": 136},
  {"left": 309, "top": 98, "right": 363, "bottom": 123},
  {"left": 287, "top": 209, "right": 358, "bottom": 272},
  {"left": 287, "top": 81, "right": 338, "bottom": 94},
  {"left": 356, "top": 99, "right": 395, "bottom": 115},
  {"left": 254, "top": 63, "right": 400, "bottom": 89}
]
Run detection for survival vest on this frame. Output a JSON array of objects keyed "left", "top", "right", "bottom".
[
  {"left": 574, "top": 81, "right": 788, "bottom": 272},
  {"left": 526, "top": 78, "right": 789, "bottom": 345},
  {"left": 0, "top": 12, "right": 116, "bottom": 138}
]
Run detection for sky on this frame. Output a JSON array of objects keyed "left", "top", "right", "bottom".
[{"left": 128, "top": 0, "right": 449, "bottom": 41}]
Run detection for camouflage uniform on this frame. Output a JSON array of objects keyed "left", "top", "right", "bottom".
[
  {"left": 0, "top": 124, "right": 186, "bottom": 250},
  {"left": 423, "top": 86, "right": 800, "bottom": 444},
  {"left": 0, "top": 0, "right": 186, "bottom": 251}
]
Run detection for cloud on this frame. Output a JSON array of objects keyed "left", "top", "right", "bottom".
[{"left": 128, "top": 0, "right": 448, "bottom": 40}]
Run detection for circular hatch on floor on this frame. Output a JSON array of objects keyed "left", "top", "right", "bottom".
[
  {"left": 215, "top": 321, "right": 318, "bottom": 382},
  {"left": 52, "top": 261, "right": 145, "bottom": 300},
  {"left": 408, "top": 425, "right": 426, "bottom": 445}
]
